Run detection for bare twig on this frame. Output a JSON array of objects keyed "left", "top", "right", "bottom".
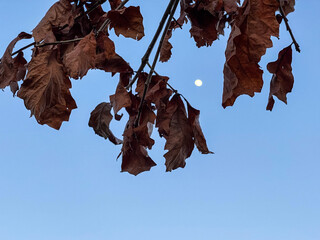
[
  {"left": 134, "top": 0, "right": 180, "bottom": 127},
  {"left": 278, "top": 1, "right": 301, "bottom": 52},
  {"left": 35, "top": 38, "right": 83, "bottom": 48},
  {"left": 11, "top": 42, "right": 36, "bottom": 56},
  {"left": 126, "top": 0, "right": 177, "bottom": 90}
]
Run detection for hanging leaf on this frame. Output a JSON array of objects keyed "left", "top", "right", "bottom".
[
  {"left": 17, "top": 49, "right": 77, "bottom": 130},
  {"left": 266, "top": 45, "right": 294, "bottom": 111},
  {"left": 107, "top": 6, "right": 145, "bottom": 40},
  {"left": 33, "top": 0, "right": 74, "bottom": 42},
  {"left": 280, "top": 0, "right": 295, "bottom": 16},
  {"left": 89, "top": 102, "right": 123, "bottom": 144},
  {"left": 163, "top": 94, "right": 194, "bottom": 171},
  {"left": 63, "top": 31, "right": 97, "bottom": 79},
  {"left": 120, "top": 99, "right": 156, "bottom": 175},
  {"left": 186, "top": 102, "right": 213, "bottom": 154},
  {"left": 0, "top": 32, "right": 32, "bottom": 94},
  {"left": 222, "top": 0, "right": 280, "bottom": 108},
  {"left": 109, "top": 73, "right": 133, "bottom": 115}
]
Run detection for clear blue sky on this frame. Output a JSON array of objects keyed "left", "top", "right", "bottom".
[{"left": 1, "top": 1, "right": 319, "bottom": 239}]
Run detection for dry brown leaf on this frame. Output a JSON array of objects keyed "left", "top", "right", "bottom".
[
  {"left": 95, "top": 53, "right": 133, "bottom": 74},
  {"left": 63, "top": 32, "right": 96, "bottom": 79},
  {"left": 186, "top": 6, "right": 219, "bottom": 47},
  {"left": 88, "top": 102, "right": 122, "bottom": 144},
  {"left": 0, "top": 32, "right": 32, "bottom": 94},
  {"left": 17, "top": 49, "right": 77, "bottom": 130},
  {"left": 96, "top": 33, "right": 116, "bottom": 59},
  {"left": 121, "top": 138, "right": 156, "bottom": 175},
  {"left": 107, "top": 6, "right": 145, "bottom": 40},
  {"left": 120, "top": 101, "right": 156, "bottom": 175},
  {"left": 222, "top": 0, "right": 280, "bottom": 108},
  {"left": 280, "top": 0, "right": 295, "bottom": 16},
  {"left": 187, "top": 102, "right": 213, "bottom": 154},
  {"left": 109, "top": 73, "right": 132, "bottom": 115},
  {"left": 160, "top": 21, "right": 177, "bottom": 63},
  {"left": 266, "top": 45, "right": 294, "bottom": 111},
  {"left": 33, "top": 0, "right": 74, "bottom": 42},
  {"left": 163, "top": 94, "right": 194, "bottom": 171}
]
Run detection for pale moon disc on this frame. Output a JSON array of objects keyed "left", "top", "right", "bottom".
[{"left": 195, "top": 79, "right": 203, "bottom": 87}]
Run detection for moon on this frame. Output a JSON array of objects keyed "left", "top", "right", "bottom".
[{"left": 194, "top": 79, "right": 203, "bottom": 87}]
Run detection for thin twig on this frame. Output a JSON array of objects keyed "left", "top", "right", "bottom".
[
  {"left": 126, "top": 0, "right": 177, "bottom": 90},
  {"left": 11, "top": 42, "right": 36, "bottom": 56},
  {"left": 172, "top": 17, "right": 183, "bottom": 29},
  {"left": 96, "top": 0, "right": 130, "bottom": 35},
  {"left": 134, "top": 0, "right": 180, "bottom": 127},
  {"left": 278, "top": 1, "right": 301, "bottom": 52},
  {"left": 35, "top": 38, "right": 83, "bottom": 47}
]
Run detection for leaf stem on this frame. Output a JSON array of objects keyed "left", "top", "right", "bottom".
[
  {"left": 278, "top": 1, "right": 301, "bottom": 52},
  {"left": 126, "top": 0, "right": 177, "bottom": 90},
  {"left": 11, "top": 42, "right": 36, "bottom": 56},
  {"left": 134, "top": 0, "right": 180, "bottom": 127}
]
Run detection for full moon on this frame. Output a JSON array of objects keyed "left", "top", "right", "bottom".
[{"left": 195, "top": 79, "right": 203, "bottom": 87}]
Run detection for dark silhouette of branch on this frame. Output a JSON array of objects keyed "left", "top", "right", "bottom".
[
  {"left": 278, "top": 1, "right": 301, "bottom": 52},
  {"left": 134, "top": 0, "right": 180, "bottom": 127},
  {"left": 126, "top": 0, "right": 177, "bottom": 90}
]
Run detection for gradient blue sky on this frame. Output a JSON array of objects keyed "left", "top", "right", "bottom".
[{"left": 1, "top": 1, "right": 319, "bottom": 240}]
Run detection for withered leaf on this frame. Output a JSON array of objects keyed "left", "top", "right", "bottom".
[
  {"left": 135, "top": 73, "right": 173, "bottom": 137},
  {"left": 88, "top": 102, "right": 122, "bottom": 144},
  {"left": 0, "top": 32, "right": 32, "bottom": 94},
  {"left": 121, "top": 138, "right": 156, "bottom": 175},
  {"left": 120, "top": 102, "right": 156, "bottom": 176},
  {"left": 109, "top": 73, "right": 132, "bottom": 115},
  {"left": 95, "top": 53, "right": 133, "bottom": 74},
  {"left": 280, "top": 0, "right": 295, "bottom": 16},
  {"left": 33, "top": 0, "right": 74, "bottom": 42},
  {"left": 163, "top": 94, "right": 194, "bottom": 171},
  {"left": 17, "top": 49, "right": 77, "bottom": 130},
  {"left": 107, "top": 6, "right": 145, "bottom": 40},
  {"left": 160, "top": 21, "right": 177, "bottom": 63},
  {"left": 63, "top": 32, "right": 96, "bottom": 79},
  {"left": 266, "top": 45, "right": 294, "bottom": 111},
  {"left": 136, "top": 73, "right": 172, "bottom": 107},
  {"left": 222, "top": 0, "right": 280, "bottom": 108},
  {"left": 186, "top": 7, "right": 219, "bottom": 47},
  {"left": 187, "top": 102, "right": 213, "bottom": 154},
  {"left": 96, "top": 32, "right": 116, "bottom": 59},
  {"left": 85, "top": 2, "right": 108, "bottom": 28}
]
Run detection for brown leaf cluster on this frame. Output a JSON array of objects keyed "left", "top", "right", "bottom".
[
  {"left": 1, "top": 0, "right": 298, "bottom": 175},
  {"left": 1, "top": 1, "right": 142, "bottom": 130},
  {"left": 160, "top": 0, "right": 240, "bottom": 61}
]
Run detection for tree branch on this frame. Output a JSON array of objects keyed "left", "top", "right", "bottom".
[
  {"left": 134, "top": 0, "right": 180, "bottom": 127},
  {"left": 125, "top": 0, "right": 177, "bottom": 90},
  {"left": 278, "top": 1, "right": 301, "bottom": 53}
]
